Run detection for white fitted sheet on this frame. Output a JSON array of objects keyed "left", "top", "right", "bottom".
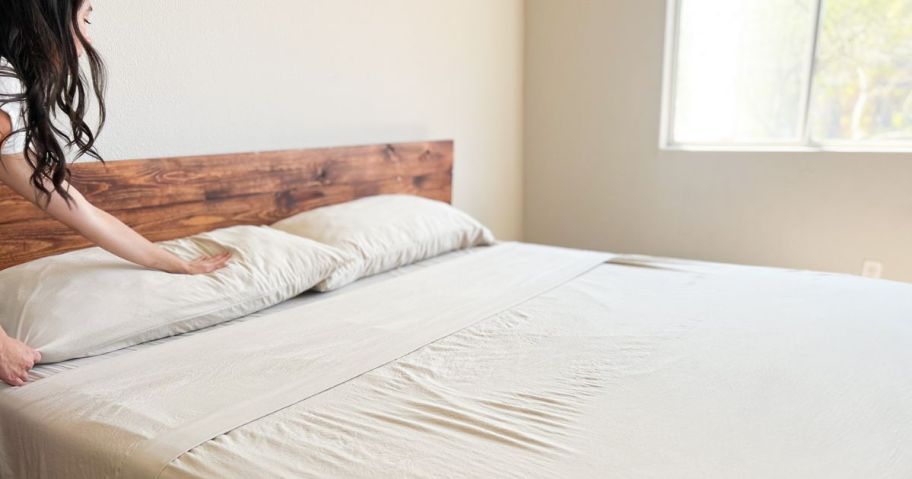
[{"left": 3, "top": 245, "right": 912, "bottom": 479}]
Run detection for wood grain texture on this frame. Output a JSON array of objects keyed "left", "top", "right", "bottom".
[{"left": 0, "top": 140, "right": 453, "bottom": 270}]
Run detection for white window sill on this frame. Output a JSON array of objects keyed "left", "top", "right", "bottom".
[{"left": 660, "top": 144, "right": 912, "bottom": 155}]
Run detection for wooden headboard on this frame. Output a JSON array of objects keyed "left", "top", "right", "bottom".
[{"left": 0, "top": 140, "right": 453, "bottom": 270}]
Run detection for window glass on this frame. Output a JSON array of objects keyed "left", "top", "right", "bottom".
[{"left": 671, "top": 0, "right": 817, "bottom": 145}]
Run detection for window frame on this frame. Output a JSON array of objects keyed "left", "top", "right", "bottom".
[{"left": 659, "top": 0, "right": 912, "bottom": 153}]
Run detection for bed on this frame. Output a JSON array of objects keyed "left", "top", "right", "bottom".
[{"left": 1, "top": 140, "right": 911, "bottom": 479}]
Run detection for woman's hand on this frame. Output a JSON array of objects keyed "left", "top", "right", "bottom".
[
  {"left": 0, "top": 333, "right": 41, "bottom": 387},
  {"left": 179, "top": 252, "right": 233, "bottom": 274}
]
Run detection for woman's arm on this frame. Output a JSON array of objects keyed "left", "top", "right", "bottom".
[{"left": 0, "top": 154, "right": 232, "bottom": 274}]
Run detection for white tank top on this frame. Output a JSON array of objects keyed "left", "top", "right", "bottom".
[{"left": 0, "top": 57, "right": 27, "bottom": 156}]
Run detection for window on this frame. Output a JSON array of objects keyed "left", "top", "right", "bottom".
[{"left": 662, "top": 0, "right": 912, "bottom": 151}]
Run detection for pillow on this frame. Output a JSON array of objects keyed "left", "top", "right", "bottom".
[
  {"left": 271, "top": 194, "right": 496, "bottom": 291},
  {"left": 0, "top": 225, "right": 354, "bottom": 363}
]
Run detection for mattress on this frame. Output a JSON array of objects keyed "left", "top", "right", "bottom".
[{"left": 2, "top": 241, "right": 911, "bottom": 478}]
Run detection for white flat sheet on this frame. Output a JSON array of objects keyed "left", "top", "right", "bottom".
[{"left": 3, "top": 245, "right": 912, "bottom": 479}]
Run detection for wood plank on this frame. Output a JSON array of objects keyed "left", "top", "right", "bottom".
[{"left": 0, "top": 140, "right": 453, "bottom": 270}]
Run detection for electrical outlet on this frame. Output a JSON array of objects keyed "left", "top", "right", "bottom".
[{"left": 862, "top": 260, "right": 883, "bottom": 279}]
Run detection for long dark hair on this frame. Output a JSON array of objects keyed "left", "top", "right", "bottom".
[{"left": 0, "top": 0, "right": 106, "bottom": 206}]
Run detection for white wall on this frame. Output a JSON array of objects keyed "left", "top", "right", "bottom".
[
  {"left": 90, "top": 0, "right": 524, "bottom": 240},
  {"left": 525, "top": 0, "right": 912, "bottom": 282}
]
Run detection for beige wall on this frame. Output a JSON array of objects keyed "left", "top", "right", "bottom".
[
  {"left": 524, "top": 0, "right": 912, "bottom": 282},
  {"left": 90, "top": 0, "right": 524, "bottom": 240}
]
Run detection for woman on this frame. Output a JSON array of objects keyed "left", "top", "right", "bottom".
[{"left": 0, "top": 0, "right": 232, "bottom": 387}]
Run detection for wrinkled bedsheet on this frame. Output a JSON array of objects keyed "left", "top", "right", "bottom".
[{"left": 3, "top": 244, "right": 912, "bottom": 478}]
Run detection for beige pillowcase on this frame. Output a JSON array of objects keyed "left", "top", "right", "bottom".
[
  {"left": 271, "top": 194, "right": 496, "bottom": 291},
  {"left": 0, "top": 225, "right": 354, "bottom": 363}
]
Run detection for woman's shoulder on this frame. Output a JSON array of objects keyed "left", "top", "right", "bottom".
[{"left": 0, "top": 58, "right": 25, "bottom": 96}]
